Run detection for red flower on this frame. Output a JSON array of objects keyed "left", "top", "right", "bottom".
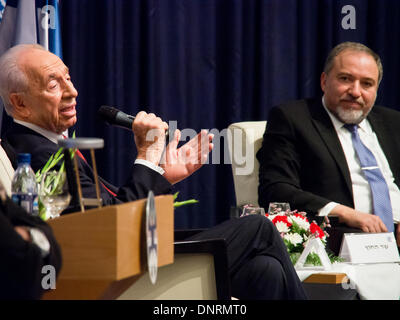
[
  {"left": 294, "top": 212, "right": 309, "bottom": 222},
  {"left": 272, "top": 215, "right": 292, "bottom": 227},
  {"left": 310, "top": 222, "right": 324, "bottom": 238}
]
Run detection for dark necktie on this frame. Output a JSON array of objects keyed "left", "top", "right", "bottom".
[{"left": 343, "top": 124, "right": 394, "bottom": 232}]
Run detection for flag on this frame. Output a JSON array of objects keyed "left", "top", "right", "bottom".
[
  {"left": 0, "top": 0, "right": 62, "bottom": 131},
  {"left": 0, "top": 1, "right": 6, "bottom": 23},
  {"left": 0, "top": 0, "right": 62, "bottom": 57}
]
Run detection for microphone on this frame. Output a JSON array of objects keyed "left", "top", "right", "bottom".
[
  {"left": 98, "top": 105, "right": 169, "bottom": 137},
  {"left": 98, "top": 105, "right": 135, "bottom": 131}
]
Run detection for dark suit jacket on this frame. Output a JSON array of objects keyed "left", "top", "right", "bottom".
[
  {"left": 257, "top": 98, "right": 400, "bottom": 217},
  {"left": 0, "top": 196, "right": 62, "bottom": 299},
  {"left": 2, "top": 123, "right": 172, "bottom": 206}
]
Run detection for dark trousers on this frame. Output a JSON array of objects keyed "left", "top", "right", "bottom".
[{"left": 187, "top": 214, "right": 307, "bottom": 300}]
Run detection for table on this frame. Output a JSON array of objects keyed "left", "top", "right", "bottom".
[{"left": 297, "top": 262, "right": 400, "bottom": 300}]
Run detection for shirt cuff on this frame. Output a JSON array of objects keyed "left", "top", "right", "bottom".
[
  {"left": 134, "top": 159, "right": 165, "bottom": 175},
  {"left": 318, "top": 202, "right": 339, "bottom": 216}
]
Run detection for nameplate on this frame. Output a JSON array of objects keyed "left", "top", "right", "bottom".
[{"left": 339, "top": 232, "right": 400, "bottom": 264}]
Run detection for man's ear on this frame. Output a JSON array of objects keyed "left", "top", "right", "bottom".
[
  {"left": 320, "top": 72, "right": 327, "bottom": 92},
  {"left": 9, "top": 93, "right": 31, "bottom": 118}
]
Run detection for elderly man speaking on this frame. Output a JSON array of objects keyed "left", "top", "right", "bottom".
[{"left": 0, "top": 44, "right": 213, "bottom": 205}]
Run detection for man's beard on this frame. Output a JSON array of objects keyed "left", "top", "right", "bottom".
[{"left": 334, "top": 105, "right": 370, "bottom": 124}]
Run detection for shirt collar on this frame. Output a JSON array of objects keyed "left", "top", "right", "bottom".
[
  {"left": 14, "top": 119, "right": 68, "bottom": 144},
  {"left": 321, "top": 95, "right": 369, "bottom": 134}
]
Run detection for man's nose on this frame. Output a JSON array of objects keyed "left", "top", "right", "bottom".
[
  {"left": 348, "top": 81, "right": 361, "bottom": 98},
  {"left": 63, "top": 80, "right": 78, "bottom": 98}
]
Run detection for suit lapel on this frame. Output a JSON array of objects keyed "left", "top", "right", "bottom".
[
  {"left": 308, "top": 99, "right": 353, "bottom": 198},
  {"left": 8, "top": 122, "right": 52, "bottom": 140},
  {"left": 368, "top": 109, "right": 400, "bottom": 186}
]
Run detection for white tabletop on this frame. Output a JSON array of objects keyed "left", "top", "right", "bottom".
[{"left": 297, "top": 262, "right": 400, "bottom": 300}]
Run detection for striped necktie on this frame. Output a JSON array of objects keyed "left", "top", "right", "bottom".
[{"left": 343, "top": 124, "right": 394, "bottom": 232}]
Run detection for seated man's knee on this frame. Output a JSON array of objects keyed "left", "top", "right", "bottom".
[{"left": 241, "top": 214, "right": 276, "bottom": 233}]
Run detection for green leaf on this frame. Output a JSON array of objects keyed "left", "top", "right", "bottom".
[
  {"left": 36, "top": 147, "right": 65, "bottom": 183},
  {"left": 173, "top": 191, "right": 199, "bottom": 207},
  {"left": 289, "top": 252, "right": 301, "bottom": 265},
  {"left": 173, "top": 199, "right": 199, "bottom": 208},
  {"left": 328, "top": 253, "right": 345, "bottom": 264},
  {"left": 38, "top": 200, "right": 47, "bottom": 221},
  {"left": 305, "top": 252, "right": 322, "bottom": 266}
]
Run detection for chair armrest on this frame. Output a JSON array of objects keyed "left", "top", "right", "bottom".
[{"left": 174, "top": 228, "right": 209, "bottom": 241}]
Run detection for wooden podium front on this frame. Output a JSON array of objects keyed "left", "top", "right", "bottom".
[{"left": 42, "top": 195, "right": 174, "bottom": 300}]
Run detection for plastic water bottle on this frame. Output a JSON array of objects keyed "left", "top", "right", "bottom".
[{"left": 11, "top": 153, "right": 39, "bottom": 216}]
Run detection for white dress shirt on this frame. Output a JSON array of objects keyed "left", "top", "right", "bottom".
[
  {"left": 318, "top": 98, "right": 400, "bottom": 223},
  {"left": 13, "top": 119, "right": 165, "bottom": 175}
]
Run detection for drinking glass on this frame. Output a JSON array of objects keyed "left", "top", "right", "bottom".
[
  {"left": 40, "top": 170, "right": 71, "bottom": 219},
  {"left": 267, "top": 202, "right": 291, "bottom": 215},
  {"left": 241, "top": 205, "right": 265, "bottom": 217}
]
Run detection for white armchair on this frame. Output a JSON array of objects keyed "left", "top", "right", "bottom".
[
  {"left": 227, "top": 121, "right": 267, "bottom": 207},
  {"left": 0, "top": 143, "right": 14, "bottom": 196}
]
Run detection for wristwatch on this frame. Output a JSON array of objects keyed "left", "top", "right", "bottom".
[{"left": 28, "top": 228, "right": 51, "bottom": 258}]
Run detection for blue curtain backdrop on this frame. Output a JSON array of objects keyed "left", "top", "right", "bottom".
[{"left": 56, "top": 0, "right": 400, "bottom": 229}]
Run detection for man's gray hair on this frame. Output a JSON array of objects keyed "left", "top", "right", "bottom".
[
  {"left": 0, "top": 44, "right": 46, "bottom": 115},
  {"left": 323, "top": 41, "right": 383, "bottom": 85}
]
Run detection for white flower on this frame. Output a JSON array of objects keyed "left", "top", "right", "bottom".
[
  {"left": 289, "top": 215, "right": 310, "bottom": 230},
  {"left": 275, "top": 221, "right": 290, "bottom": 233},
  {"left": 284, "top": 233, "right": 303, "bottom": 246}
]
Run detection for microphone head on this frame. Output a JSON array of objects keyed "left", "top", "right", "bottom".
[
  {"left": 98, "top": 105, "right": 134, "bottom": 131},
  {"left": 98, "top": 105, "right": 169, "bottom": 136},
  {"left": 98, "top": 105, "right": 119, "bottom": 124}
]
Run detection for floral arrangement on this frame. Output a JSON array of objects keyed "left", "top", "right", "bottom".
[
  {"left": 35, "top": 147, "right": 74, "bottom": 220},
  {"left": 35, "top": 132, "right": 77, "bottom": 188},
  {"left": 265, "top": 204, "right": 341, "bottom": 266}
]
